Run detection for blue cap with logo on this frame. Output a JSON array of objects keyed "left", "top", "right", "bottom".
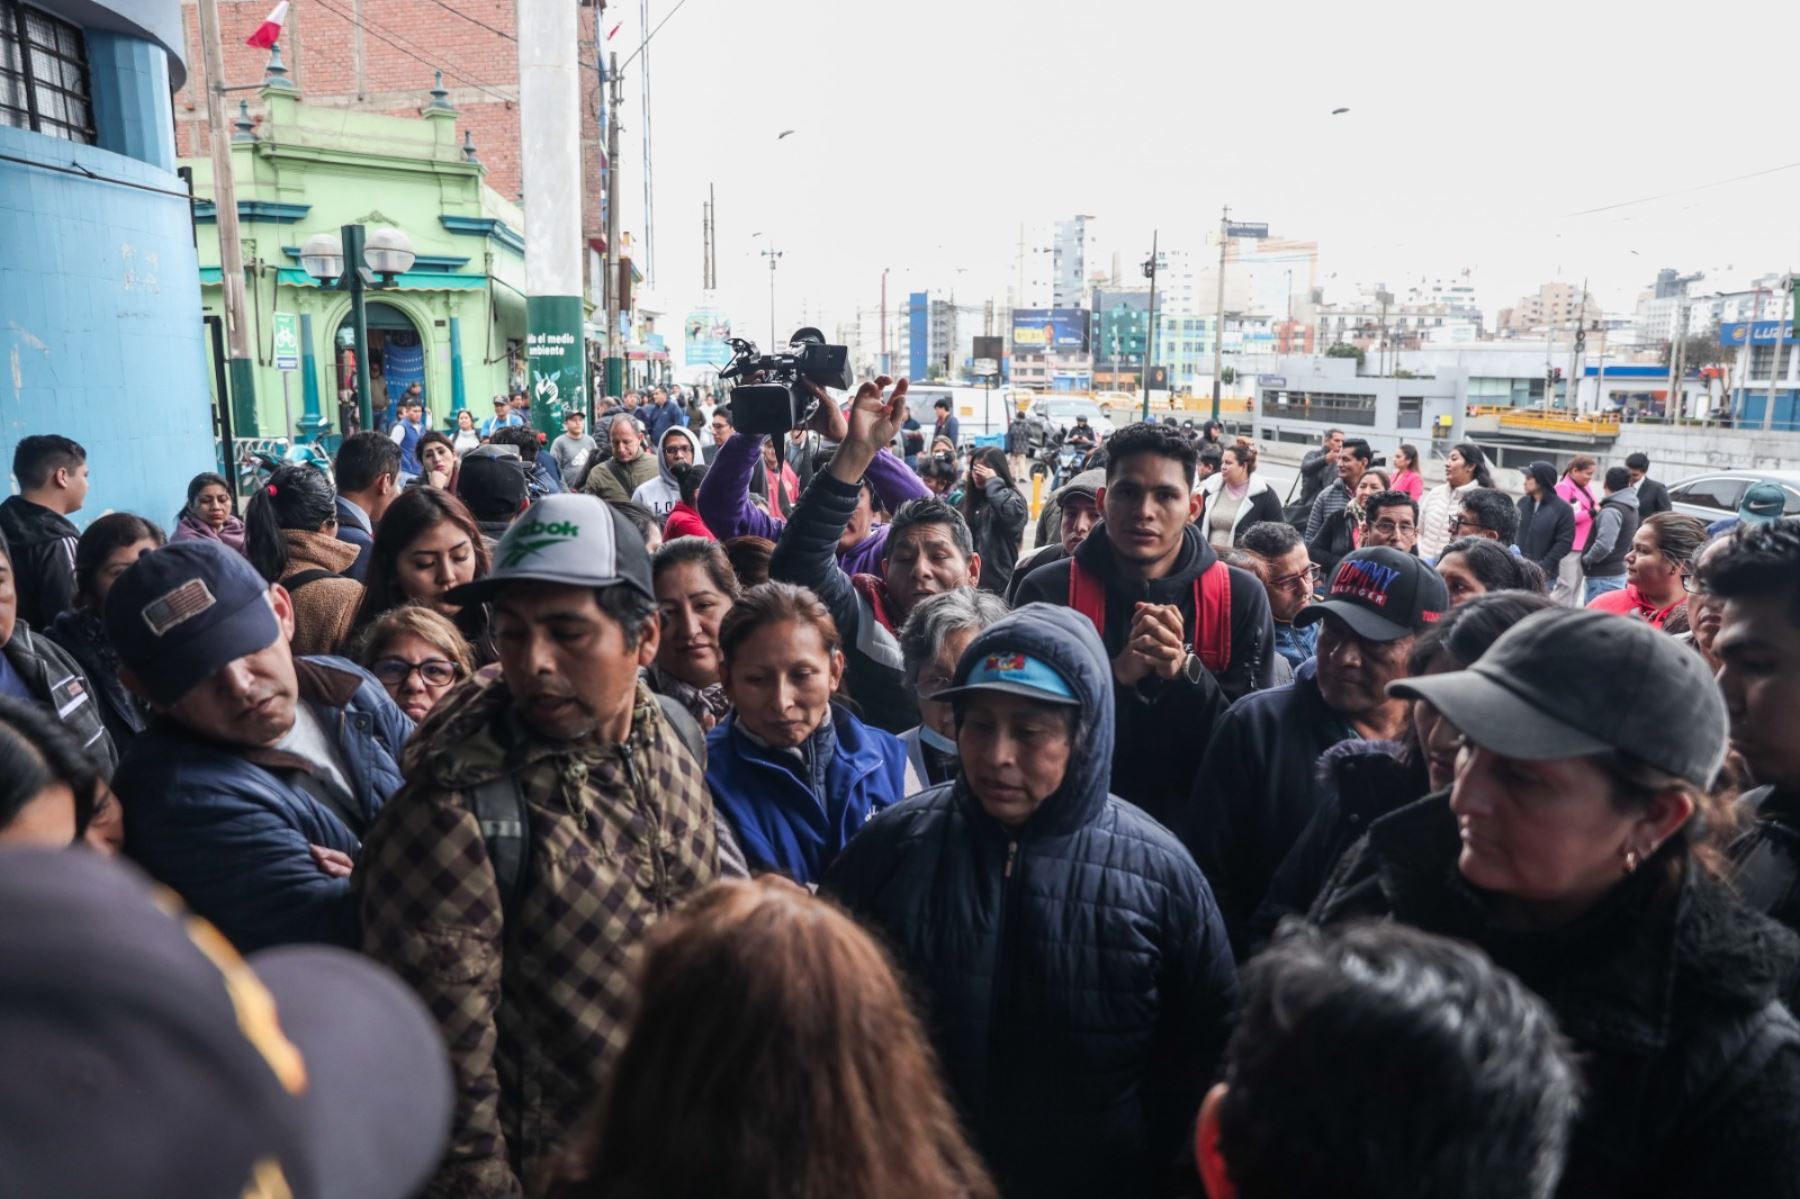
[
  {"left": 932, "top": 650, "right": 1080, "bottom": 706},
  {"left": 1739, "top": 481, "right": 1788, "bottom": 527},
  {"left": 104, "top": 539, "right": 284, "bottom": 707}
]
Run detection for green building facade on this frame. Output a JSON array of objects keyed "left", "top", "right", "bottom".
[{"left": 185, "top": 59, "right": 529, "bottom": 442}]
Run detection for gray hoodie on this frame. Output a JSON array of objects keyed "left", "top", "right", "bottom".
[
  {"left": 630, "top": 425, "right": 703, "bottom": 517},
  {"left": 1582, "top": 482, "right": 1639, "bottom": 573}
]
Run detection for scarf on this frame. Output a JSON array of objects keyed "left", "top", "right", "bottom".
[
  {"left": 175, "top": 509, "right": 247, "bottom": 552},
  {"left": 647, "top": 664, "right": 731, "bottom": 726}
]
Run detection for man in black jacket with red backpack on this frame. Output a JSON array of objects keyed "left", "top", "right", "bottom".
[{"left": 1014, "top": 422, "right": 1274, "bottom": 827}]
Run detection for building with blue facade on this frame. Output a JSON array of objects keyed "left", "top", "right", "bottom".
[{"left": 1, "top": 0, "right": 212, "bottom": 525}]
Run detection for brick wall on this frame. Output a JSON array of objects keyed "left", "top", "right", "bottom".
[{"left": 176, "top": 0, "right": 606, "bottom": 240}]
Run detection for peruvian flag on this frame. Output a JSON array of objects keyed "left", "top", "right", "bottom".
[{"left": 245, "top": 1, "right": 288, "bottom": 49}]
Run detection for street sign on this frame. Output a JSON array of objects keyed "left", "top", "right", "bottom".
[
  {"left": 272, "top": 312, "right": 300, "bottom": 372},
  {"left": 1225, "top": 222, "right": 1269, "bottom": 239},
  {"left": 973, "top": 357, "right": 999, "bottom": 378}
]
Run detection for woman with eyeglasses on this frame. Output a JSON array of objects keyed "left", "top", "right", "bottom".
[
  {"left": 1433, "top": 537, "right": 1547, "bottom": 606},
  {"left": 1587, "top": 512, "right": 1710, "bottom": 631},
  {"left": 353, "top": 605, "right": 473, "bottom": 724}
]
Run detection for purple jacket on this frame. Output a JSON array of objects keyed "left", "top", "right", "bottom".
[{"left": 698, "top": 433, "right": 929, "bottom": 577}]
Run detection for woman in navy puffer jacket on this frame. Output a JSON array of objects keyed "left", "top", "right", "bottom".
[{"left": 823, "top": 602, "right": 1237, "bottom": 1199}]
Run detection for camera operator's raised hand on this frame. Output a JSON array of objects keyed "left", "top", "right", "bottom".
[
  {"left": 826, "top": 376, "right": 909, "bottom": 486},
  {"left": 800, "top": 378, "right": 850, "bottom": 444}
]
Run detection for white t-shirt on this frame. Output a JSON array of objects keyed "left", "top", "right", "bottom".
[{"left": 276, "top": 701, "right": 354, "bottom": 807}]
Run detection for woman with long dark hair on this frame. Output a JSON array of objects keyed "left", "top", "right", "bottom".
[
  {"left": 1390, "top": 443, "right": 1424, "bottom": 503},
  {"left": 352, "top": 486, "right": 493, "bottom": 658},
  {"left": 171, "top": 471, "right": 245, "bottom": 553},
  {"left": 645, "top": 537, "right": 739, "bottom": 728},
  {"left": 45, "top": 512, "right": 164, "bottom": 750},
  {"left": 1434, "top": 536, "right": 1548, "bottom": 605},
  {"left": 957, "top": 445, "right": 1028, "bottom": 595},
  {"left": 564, "top": 878, "right": 997, "bottom": 1199},
  {"left": 242, "top": 464, "right": 365, "bottom": 655},
  {"left": 416, "top": 430, "right": 459, "bottom": 491},
  {"left": 1418, "top": 442, "right": 1493, "bottom": 561}
]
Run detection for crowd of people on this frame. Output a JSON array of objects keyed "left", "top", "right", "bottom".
[{"left": 4, "top": 376, "right": 1800, "bottom": 1199}]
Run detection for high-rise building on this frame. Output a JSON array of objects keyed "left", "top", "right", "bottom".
[
  {"left": 1504, "top": 282, "right": 1600, "bottom": 335},
  {"left": 1051, "top": 215, "right": 1093, "bottom": 309}
]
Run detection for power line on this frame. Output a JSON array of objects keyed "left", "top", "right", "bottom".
[
  {"left": 309, "top": 0, "right": 518, "bottom": 105},
  {"left": 621, "top": 0, "right": 693, "bottom": 70},
  {"left": 1563, "top": 159, "right": 1800, "bottom": 218}
]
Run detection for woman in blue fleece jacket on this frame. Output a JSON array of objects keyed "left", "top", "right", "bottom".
[{"left": 705, "top": 581, "right": 907, "bottom": 885}]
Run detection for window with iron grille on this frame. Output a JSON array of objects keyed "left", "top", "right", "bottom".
[{"left": 0, "top": 0, "right": 93, "bottom": 145}]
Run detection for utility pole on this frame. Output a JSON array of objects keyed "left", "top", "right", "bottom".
[
  {"left": 1141, "top": 230, "right": 1159, "bottom": 421},
  {"left": 1566, "top": 279, "right": 1588, "bottom": 411},
  {"left": 762, "top": 243, "right": 783, "bottom": 347},
  {"left": 1765, "top": 274, "right": 1789, "bottom": 432},
  {"left": 1666, "top": 296, "right": 1688, "bottom": 423},
  {"left": 1210, "top": 206, "right": 1229, "bottom": 422},
  {"left": 196, "top": 0, "right": 257, "bottom": 440},
  {"left": 518, "top": 0, "right": 587, "bottom": 429},
  {"left": 638, "top": 0, "right": 655, "bottom": 285},
  {"left": 603, "top": 50, "right": 624, "bottom": 399},
  {"left": 880, "top": 268, "right": 889, "bottom": 376}
]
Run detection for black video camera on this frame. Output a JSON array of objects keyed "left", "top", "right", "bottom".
[{"left": 718, "top": 327, "right": 853, "bottom": 437}]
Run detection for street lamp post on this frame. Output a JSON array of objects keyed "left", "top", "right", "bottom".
[{"left": 300, "top": 224, "right": 416, "bottom": 433}]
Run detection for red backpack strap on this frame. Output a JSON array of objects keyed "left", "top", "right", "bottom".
[
  {"left": 850, "top": 573, "right": 899, "bottom": 634},
  {"left": 1067, "top": 558, "right": 1107, "bottom": 637},
  {"left": 1194, "top": 560, "right": 1232, "bottom": 673}
]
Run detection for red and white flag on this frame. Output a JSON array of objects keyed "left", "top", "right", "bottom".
[{"left": 245, "top": 1, "right": 288, "bottom": 49}]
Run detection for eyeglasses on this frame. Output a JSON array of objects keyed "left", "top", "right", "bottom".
[
  {"left": 1681, "top": 571, "right": 1710, "bottom": 597},
  {"left": 1271, "top": 565, "right": 1320, "bottom": 591},
  {"left": 372, "top": 657, "right": 461, "bottom": 688},
  {"left": 1370, "top": 519, "right": 1417, "bottom": 537},
  {"left": 1447, "top": 515, "right": 1491, "bottom": 534}
]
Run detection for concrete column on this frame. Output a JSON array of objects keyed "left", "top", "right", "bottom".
[
  {"left": 85, "top": 33, "right": 176, "bottom": 171},
  {"left": 517, "top": 0, "right": 587, "bottom": 430},
  {"left": 449, "top": 314, "right": 467, "bottom": 419},
  {"left": 297, "top": 311, "right": 330, "bottom": 441}
]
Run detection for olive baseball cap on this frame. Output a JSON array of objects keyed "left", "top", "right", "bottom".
[
  {"left": 1390, "top": 607, "right": 1728, "bottom": 787},
  {"left": 443, "top": 492, "right": 653, "bottom": 605}
]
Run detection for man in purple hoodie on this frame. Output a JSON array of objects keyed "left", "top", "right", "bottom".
[{"left": 697, "top": 381, "right": 929, "bottom": 577}]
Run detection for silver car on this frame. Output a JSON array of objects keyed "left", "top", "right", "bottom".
[{"left": 1666, "top": 470, "right": 1800, "bottom": 523}]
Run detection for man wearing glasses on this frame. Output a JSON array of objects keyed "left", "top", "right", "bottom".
[
  {"left": 1448, "top": 488, "right": 1520, "bottom": 547},
  {"left": 1360, "top": 490, "right": 1421, "bottom": 555},
  {"left": 1240, "top": 521, "right": 1319, "bottom": 671}
]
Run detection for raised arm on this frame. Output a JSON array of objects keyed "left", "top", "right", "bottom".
[{"left": 696, "top": 431, "right": 784, "bottom": 542}]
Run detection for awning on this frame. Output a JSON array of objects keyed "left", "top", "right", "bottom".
[{"left": 199, "top": 267, "right": 490, "bottom": 291}]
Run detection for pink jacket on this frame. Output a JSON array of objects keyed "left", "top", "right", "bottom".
[{"left": 1557, "top": 476, "right": 1601, "bottom": 551}]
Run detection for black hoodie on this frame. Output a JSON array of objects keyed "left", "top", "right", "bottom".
[
  {"left": 0, "top": 496, "right": 79, "bottom": 628},
  {"left": 1013, "top": 522, "right": 1274, "bottom": 826}
]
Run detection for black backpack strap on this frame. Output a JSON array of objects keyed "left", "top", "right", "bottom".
[
  {"left": 283, "top": 568, "right": 340, "bottom": 593},
  {"left": 467, "top": 776, "right": 528, "bottom": 927},
  {"left": 654, "top": 693, "right": 707, "bottom": 769}
]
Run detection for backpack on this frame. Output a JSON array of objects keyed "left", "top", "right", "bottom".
[
  {"left": 467, "top": 693, "right": 709, "bottom": 925},
  {"left": 283, "top": 568, "right": 344, "bottom": 593},
  {"left": 1067, "top": 556, "right": 1233, "bottom": 674}
]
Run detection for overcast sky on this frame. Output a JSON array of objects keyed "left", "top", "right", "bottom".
[{"left": 609, "top": 0, "right": 1800, "bottom": 343}]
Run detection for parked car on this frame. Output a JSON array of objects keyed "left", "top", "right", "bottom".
[
  {"left": 1667, "top": 469, "right": 1800, "bottom": 521},
  {"left": 1030, "top": 397, "right": 1115, "bottom": 439}
]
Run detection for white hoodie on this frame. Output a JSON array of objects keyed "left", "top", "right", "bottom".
[{"left": 632, "top": 425, "right": 703, "bottom": 517}]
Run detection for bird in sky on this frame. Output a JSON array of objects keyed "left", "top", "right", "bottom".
[
  {"left": 777, "top": 129, "right": 796, "bottom": 139},
  {"left": 1331, "top": 107, "right": 1350, "bottom": 115}
]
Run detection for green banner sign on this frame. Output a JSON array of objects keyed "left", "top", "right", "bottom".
[{"left": 526, "top": 294, "right": 587, "bottom": 428}]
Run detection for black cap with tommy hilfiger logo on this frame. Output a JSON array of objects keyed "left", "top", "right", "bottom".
[{"left": 1295, "top": 546, "right": 1449, "bottom": 643}]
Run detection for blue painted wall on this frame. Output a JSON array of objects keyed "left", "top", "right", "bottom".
[{"left": 0, "top": 25, "right": 211, "bottom": 530}]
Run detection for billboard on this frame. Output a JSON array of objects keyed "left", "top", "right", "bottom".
[
  {"left": 1011, "top": 308, "right": 1089, "bottom": 356},
  {"left": 683, "top": 308, "right": 734, "bottom": 367}
]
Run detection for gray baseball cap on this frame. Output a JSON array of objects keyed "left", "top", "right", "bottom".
[
  {"left": 443, "top": 493, "right": 654, "bottom": 606},
  {"left": 1390, "top": 607, "right": 1727, "bottom": 787}
]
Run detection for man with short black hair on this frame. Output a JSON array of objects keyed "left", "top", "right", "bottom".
[
  {"left": 1197, "top": 444, "right": 1224, "bottom": 485},
  {"left": 480, "top": 394, "right": 522, "bottom": 440},
  {"left": 1626, "top": 451, "right": 1671, "bottom": 519},
  {"left": 334, "top": 431, "right": 402, "bottom": 581},
  {"left": 1711, "top": 522, "right": 1800, "bottom": 941},
  {"left": 1295, "top": 427, "right": 1344, "bottom": 513},
  {"left": 1198, "top": 921, "right": 1579, "bottom": 1199},
  {"left": 388, "top": 395, "right": 426, "bottom": 476},
  {"left": 0, "top": 434, "right": 88, "bottom": 628},
  {"left": 1581, "top": 466, "right": 1639, "bottom": 602},
  {"left": 1360, "top": 489, "right": 1419, "bottom": 554},
  {"left": 490, "top": 424, "right": 562, "bottom": 498},
  {"left": 1015, "top": 421, "right": 1275, "bottom": 824},
  {"left": 1453, "top": 486, "right": 1519, "bottom": 545},
  {"left": 108, "top": 540, "right": 412, "bottom": 951},
  {"left": 771, "top": 378, "right": 979, "bottom": 733},
  {"left": 1304, "top": 437, "right": 1372, "bottom": 577},
  {"left": 1239, "top": 521, "right": 1317, "bottom": 672},
  {"left": 932, "top": 396, "right": 960, "bottom": 449},
  {"left": 1180, "top": 546, "right": 1447, "bottom": 956},
  {"left": 358, "top": 494, "right": 722, "bottom": 1196},
  {"left": 456, "top": 446, "right": 531, "bottom": 545},
  {"left": 549, "top": 409, "right": 597, "bottom": 487}
]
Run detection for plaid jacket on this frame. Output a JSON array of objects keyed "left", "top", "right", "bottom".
[{"left": 357, "top": 675, "right": 719, "bottom": 1197}]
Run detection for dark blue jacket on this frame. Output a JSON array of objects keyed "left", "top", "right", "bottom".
[
  {"left": 705, "top": 703, "right": 906, "bottom": 885},
  {"left": 116, "top": 656, "right": 412, "bottom": 952},
  {"left": 643, "top": 398, "right": 686, "bottom": 444},
  {"left": 334, "top": 495, "right": 375, "bottom": 582},
  {"left": 823, "top": 604, "right": 1237, "bottom": 1199},
  {"left": 1176, "top": 657, "right": 1358, "bottom": 959}
]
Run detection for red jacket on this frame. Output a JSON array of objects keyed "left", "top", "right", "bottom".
[{"left": 665, "top": 501, "right": 715, "bottom": 541}]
